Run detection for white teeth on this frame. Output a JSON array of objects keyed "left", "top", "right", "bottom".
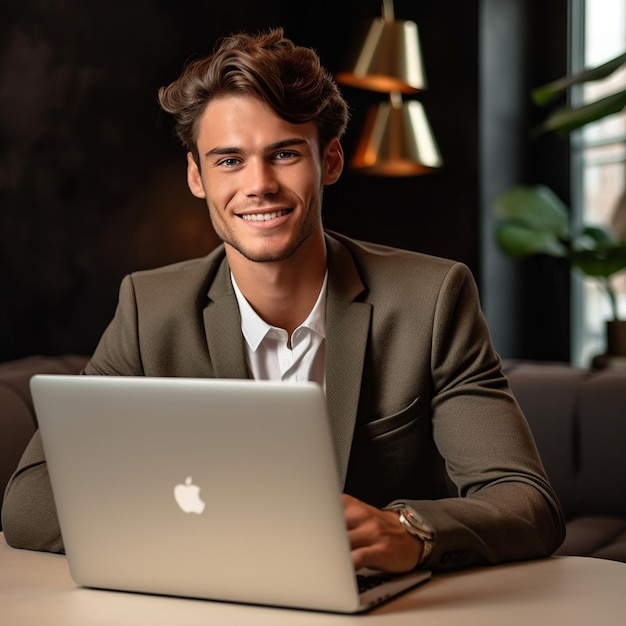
[{"left": 241, "top": 210, "right": 288, "bottom": 221}]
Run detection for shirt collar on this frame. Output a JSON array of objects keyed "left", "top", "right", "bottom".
[{"left": 231, "top": 272, "right": 328, "bottom": 352}]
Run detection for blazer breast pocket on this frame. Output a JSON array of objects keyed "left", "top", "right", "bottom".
[
  {"left": 345, "top": 396, "right": 449, "bottom": 506},
  {"left": 352, "top": 396, "right": 422, "bottom": 444}
]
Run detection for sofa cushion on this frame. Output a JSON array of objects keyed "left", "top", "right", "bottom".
[
  {"left": 555, "top": 516, "right": 626, "bottom": 562},
  {"left": 0, "top": 386, "right": 39, "bottom": 510},
  {"left": 576, "top": 370, "right": 626, "bottom": 517},
  {"left": 502, "top": 362, "right": 584, "bottom": 519},
  {"left": 0, "top": 354, "right": 90, "bottom": 525}
]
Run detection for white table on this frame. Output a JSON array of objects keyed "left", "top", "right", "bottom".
[{"left": 2, "top": 533, "right": 625, "bottom": 625}]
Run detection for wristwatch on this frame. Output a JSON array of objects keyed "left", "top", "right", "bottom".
[{"left": 384, "top": 503, "right": 435, "bottom": 565}]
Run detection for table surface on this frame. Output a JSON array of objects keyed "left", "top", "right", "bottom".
[{"left": 2, "top": 534, "right": 626, "bottom": 625}]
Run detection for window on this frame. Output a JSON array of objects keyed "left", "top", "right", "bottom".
[{"left": 571, "top": 0, "right": 626, "bottom": 365}]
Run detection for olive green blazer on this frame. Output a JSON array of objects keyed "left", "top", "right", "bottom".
[{"left": 2, "top": 232, "right": 565, "bottom": 568}]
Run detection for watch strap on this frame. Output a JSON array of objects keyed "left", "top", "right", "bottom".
[{"left": 384, "top": 503, "right": 435, "bottom": 565}]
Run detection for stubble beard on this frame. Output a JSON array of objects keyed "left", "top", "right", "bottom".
[{"left": 213, "top": 196, "right": 324, "bottom": 264}]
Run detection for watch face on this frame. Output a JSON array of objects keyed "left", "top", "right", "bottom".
[
  {"left": 384, "top": 503, "right": 435, "bottom": 564},
  {"left": 398, "top": 507, "right": 434, "bottom": 538}
]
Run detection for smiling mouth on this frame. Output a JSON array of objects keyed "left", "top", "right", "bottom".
[{"left": 240, "top": 209, "right": 291, "bottom": 222}]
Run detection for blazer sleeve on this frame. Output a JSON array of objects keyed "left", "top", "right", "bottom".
[
  {"left": 2, "top": 430, "right": 64, "bottom": 553},
  {"left": 398, "top": 263, "right": 566, "bottom": 570}
]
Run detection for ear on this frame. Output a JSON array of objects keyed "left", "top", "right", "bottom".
[
  {"left": 322, "top": 138, "right": 344, "bottom": 186},
  {"left": 187, "top": 152, "right": 206, "bottom": 199}
]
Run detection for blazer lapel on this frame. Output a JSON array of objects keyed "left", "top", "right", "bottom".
[
  {"left": 325, "top": 235, "right": 371, "bottom": 486},
  {"left": 202, "top": 258, "right": 249, "bottom": 380}
]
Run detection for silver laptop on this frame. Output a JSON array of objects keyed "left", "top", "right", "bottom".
[{"left": 30, "top": 374, "right": 431, "bottom": 614}]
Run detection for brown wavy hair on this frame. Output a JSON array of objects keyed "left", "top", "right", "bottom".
[{"left": 158, "top": 27, "right": 349, "bottom": 165}]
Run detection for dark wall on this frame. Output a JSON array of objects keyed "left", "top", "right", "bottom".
[
  {"left": 0, "top": 1, "right": 567, "bottom": 362},
  {"left": 480, "top": 0, "right": 571, "bottom": 361}
]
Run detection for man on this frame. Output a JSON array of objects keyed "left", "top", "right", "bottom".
[{"left": 2, "top": 28, "right": 565, "bottom": 571}]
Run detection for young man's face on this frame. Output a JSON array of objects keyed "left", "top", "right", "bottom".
[{"left": 187, "top": 95, "right": 343, "bottom": 265}]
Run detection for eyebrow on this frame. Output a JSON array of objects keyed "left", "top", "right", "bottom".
[{"left": 204, "top": 138, "right": 309, "bottom": 158}]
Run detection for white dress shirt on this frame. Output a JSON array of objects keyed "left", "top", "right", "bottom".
[{"left": 231, "top": 272, "right": 327, "bottom": 390}]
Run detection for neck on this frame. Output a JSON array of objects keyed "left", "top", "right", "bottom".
[{"left": 227, "top": 231, "right": 327, "bottom": 336}]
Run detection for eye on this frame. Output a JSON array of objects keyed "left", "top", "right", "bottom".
[
  {"left": 274, "top": 150, "right": 297, "bottom": 161},
  {"left": 218, "top": 157, "right": 242, "bottom": 168}
]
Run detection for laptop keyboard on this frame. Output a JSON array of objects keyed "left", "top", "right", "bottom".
[{"left": 356, "top": 572, "right": 393, "bottom": 593}]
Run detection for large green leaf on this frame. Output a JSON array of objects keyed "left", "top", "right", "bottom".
[
  {"left": 493, "top": 185, "right": 570, "bottom": 238},
  {"left": 531, "top": 51, "right": 626, "bottom": 106},
  {"left": 570, "top": 243, "right": 626, "bottom": 278},
  {"left": 534, "top": 89, "right": 626, "bottom": 136},
  {"left": 577, "top": 225, "right": 620, "bottom": 247},
  {"left": 495, "top": 223, "right": 568, "bottom": 258}
]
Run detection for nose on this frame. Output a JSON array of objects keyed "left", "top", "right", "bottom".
[{"left": 243, "top": 159, "right": 279, "bottom": 198}]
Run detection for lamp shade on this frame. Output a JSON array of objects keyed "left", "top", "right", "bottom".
[
  {"left": 335, "top": 18, "right": 426, "bottom": 93},
  {"left": 351, "top": 93, "right": 442, "bottom": 176}
]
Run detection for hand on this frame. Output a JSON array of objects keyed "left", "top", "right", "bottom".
[{"left": 342, "top": 493, "right": 423, "bottom": 573}]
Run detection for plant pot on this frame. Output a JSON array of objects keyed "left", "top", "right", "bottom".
[
  {"left": 606, "top": 320, "right": 626, "bottom": 356},
  {"left": 591, "top": 320, "right": 626, "bottom": 369}
]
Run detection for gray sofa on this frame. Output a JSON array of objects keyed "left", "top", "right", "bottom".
[
  {"left": 502, "top": 361, "right": 626, "bottom": 562},
  {"left": 0, "top": 353, "right": 90, "bottom": 525},
  {"left": 1, "top": 355, "right": 625, "bottom": 562}
]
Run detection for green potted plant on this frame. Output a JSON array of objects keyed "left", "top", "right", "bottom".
[
  {"left": 494, "top": 185, "right": 626, "bottom": 356},
  {"left": 493, "top": 51, "right": 626, "bottom": 360}
]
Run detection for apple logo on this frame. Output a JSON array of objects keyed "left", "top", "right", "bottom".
[{"left": 173, "top": 476, "right": 206, "bottom": 514}]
